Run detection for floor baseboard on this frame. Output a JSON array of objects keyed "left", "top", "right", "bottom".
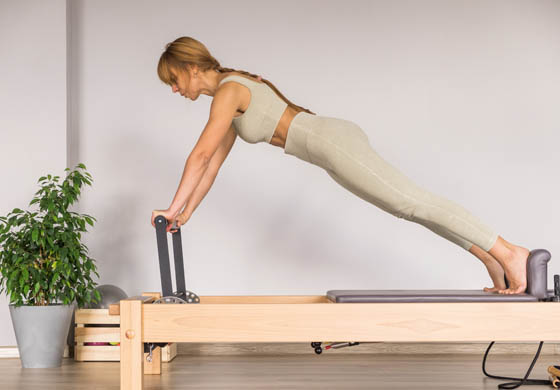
[
  {"left": 0, "top": 347, "right": 19, "bottom": 359},
  {"left": 0, "top": 345, "right": 70, "bottom": 359}
]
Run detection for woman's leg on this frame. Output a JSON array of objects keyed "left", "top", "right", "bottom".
[
  {"left": 408, "top": 219, "right": 509, "bottom": 292},
  {"left": 404, "top": 216, "right": 509, "bottom": 292},
  {"left": 326, "top": 168, "right": 507, "bottom": 291},
  {"left": 285, "top": 114, "right": 529, "bottom": 295},
  {"left": 319, "top": 147, "right": 498, "bottom": 250},
  {"left": 310, "top": 123, "right": 530, "bottom": 294}
]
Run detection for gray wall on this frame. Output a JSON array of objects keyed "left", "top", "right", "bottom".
[
  {"left": 0, "top": 0, "right": 68, "bottom": 346},
  {"left": 1, "top": 0, "right": 558, "bottom": 347}
]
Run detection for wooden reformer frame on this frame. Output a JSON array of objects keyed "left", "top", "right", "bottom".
[{"left": 108, "top": 216, "right": 559, "bottom": 390}]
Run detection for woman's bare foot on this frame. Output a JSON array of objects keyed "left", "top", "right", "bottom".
[
  {"left": 498, "top": 246, "right": 530, "bottom": 294},
  {"left": 487, "top": 236, "right": 530, "bottom": 295},
  {"left": 483, "top": 285, "right": 504, "bottom": 293},
  {"left": 469, "top": 244, "right": 506, "bottom": 293}
]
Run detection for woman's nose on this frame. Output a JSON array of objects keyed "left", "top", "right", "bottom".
[{"left": 172, "top": 85, "right": 178, "bottom": 93}]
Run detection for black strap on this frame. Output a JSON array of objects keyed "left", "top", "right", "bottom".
[{"left": 482, "top": 341, "right": 552, "bottom": 389}]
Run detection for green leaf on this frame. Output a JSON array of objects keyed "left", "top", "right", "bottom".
[
  {"left": 60, "top": 247, "right": 68, "bottom": 261},
  {"left": 32, "top": 229, "right": 38, "bottom": 242}
]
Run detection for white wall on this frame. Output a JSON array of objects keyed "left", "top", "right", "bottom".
[
  {"left": 0, "top": 0, "right": 68, "bottom": 346},
  {"left": 1, "top": 0, "right": 559, "bottom": 347}
]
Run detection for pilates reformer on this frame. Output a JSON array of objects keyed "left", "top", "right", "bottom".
[{"left": 111, "top": 216, "right": 559, "bottom": 390}]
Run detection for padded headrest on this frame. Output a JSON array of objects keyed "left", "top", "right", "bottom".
[{"left": 526, "top": 248, "right": 552, "bottom": 299}]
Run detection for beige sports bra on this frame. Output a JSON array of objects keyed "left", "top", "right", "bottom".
[{"left": 217, "top": 75, "right": 288, "bottom": 144}]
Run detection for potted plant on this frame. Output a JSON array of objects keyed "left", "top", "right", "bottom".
[{"left": 0, "top": 163, "right": 101, "bottom": 368}]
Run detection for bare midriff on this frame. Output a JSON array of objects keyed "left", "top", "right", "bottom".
[{"left": 269, "top": 105, "right": 299, "bottom": 149}]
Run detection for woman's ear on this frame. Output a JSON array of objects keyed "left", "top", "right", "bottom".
[{"left": 187, "top": 64, "right": 199, "bottom": 78}]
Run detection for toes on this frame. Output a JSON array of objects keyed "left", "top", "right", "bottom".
[
  {"left": 492, "top": 285, "right": 526, "bottom": 295},
  {"left": 497, "top": 287, "right": 523, "bottom": 295}
]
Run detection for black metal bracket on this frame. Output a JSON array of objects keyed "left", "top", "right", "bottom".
[{"left": 153, "top": 215, "right": 200, "bottom": 303}]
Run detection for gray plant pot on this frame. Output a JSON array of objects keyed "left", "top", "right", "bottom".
[{"left": 9, "top": 303, "right": 75, "bottom": 368}]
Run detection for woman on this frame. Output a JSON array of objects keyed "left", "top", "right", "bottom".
[{"left": 151, "top": 36, "right": 530, "bottom": 295}]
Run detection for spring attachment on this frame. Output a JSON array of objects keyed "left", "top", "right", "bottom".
[
  {"left": 311, "top": 341, "right": 361, "bottom": 354},
  {"left": 146, "top": 343, "right": 155, "bottom": 362},
  {"left": 153, "top": 290, "right": 200, "bottom": 304}
]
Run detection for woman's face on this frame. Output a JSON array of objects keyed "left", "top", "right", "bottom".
[{"left": 169, "top": 67, "right": 192, "bottom": 99}]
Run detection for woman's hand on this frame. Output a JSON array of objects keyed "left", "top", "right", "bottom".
[
  {"left": 173, "top": 212, "right": 190, "bottom": 232},
  {"left": 151, "top": 209, "right": 190, "bottom": 233},
  {"left": 151, "top": 208, "right": 178, "bottom": 232}
]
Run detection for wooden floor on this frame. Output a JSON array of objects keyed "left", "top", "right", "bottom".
[{"left": 0, "top": 353, "right": 555, "bottom": 389}]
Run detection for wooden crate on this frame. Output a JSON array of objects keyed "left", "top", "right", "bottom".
[{"left": 74, "top": 308, "right": 177, "bottom": 362}]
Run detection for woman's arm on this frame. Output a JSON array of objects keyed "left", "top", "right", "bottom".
[
  {"left": 168, "top": 156, "right": 209, "bottom": 216},
  {"left": 170, "top": 124, "right": 237, "bottom": 219},
  {"left": 180, "top": 125, "right": 237, "bottom": 220},
  {"left": 178, "top": 163, "right": 218, "bottom": 220}
]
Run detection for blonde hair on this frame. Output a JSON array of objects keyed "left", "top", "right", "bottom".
[{"left": 157, "top": 36, "right": 316, "bottom": 115}]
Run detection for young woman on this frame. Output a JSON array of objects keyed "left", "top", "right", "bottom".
[{"left": 151, "top": 36, "right": 530, "bottom": 295}]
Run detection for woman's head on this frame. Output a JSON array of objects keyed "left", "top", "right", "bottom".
[
  {"left": 157, "top": 36, "right": 315, "bottom": 114},
  {"left": 157, "top": 37, "right": 218, "bottom": 88}
]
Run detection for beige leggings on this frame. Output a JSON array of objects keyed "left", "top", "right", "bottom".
[{"left": 284, "top": 112, "right": 498, "bottom": 252}]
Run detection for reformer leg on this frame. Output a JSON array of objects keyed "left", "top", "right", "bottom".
[
  {"left": 141, "top": 292, "right": 163, "bottom": 375},
  {"left": 120, "top": 299, "right": 143, "bottom": 390}
]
